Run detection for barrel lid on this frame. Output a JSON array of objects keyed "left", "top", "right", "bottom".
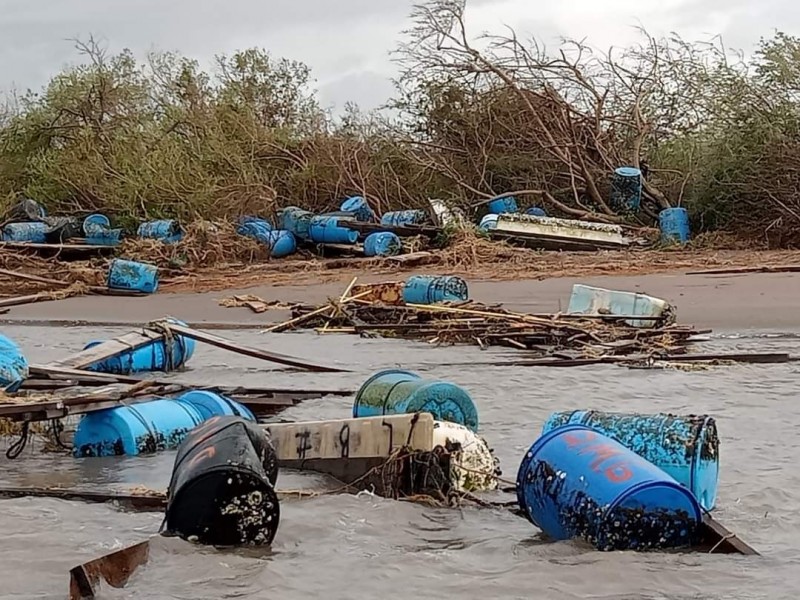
[{"left": 615, "top": 167, "right": 642, "bottom": 177}]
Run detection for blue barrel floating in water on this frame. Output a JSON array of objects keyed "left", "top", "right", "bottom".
[
  {"left": 279, "top": 207, "right": 314, "bottom": 241},
  {"left": 340, "top": 196, "right": 375, "bottom": 222},
  {"left": 380, "top": 210, "right": 428, "bottom": 227},
  {"left": 83, "top": 320, "right": 196, "bottom": 375},
  {"left": 402, "top": 275, "right": 469, "bottom": 305},
  {"left": 0, "top": 334, "right": 29, "bottom": 393},
  {"left": 165, "top": 415, "right": 280, "bottom": 546},
  {"left": 138, "top": 219, "right": 183, "bottom": 244},
  {"left": 516, "top": 424, "right": 702, "bottom": 551},
  {"left": 364, "top": 231, "right": 402, "bottom": 257},
  {"left": 479, "top": 214, "right": 499, "bottom": 231},
  {"left": 610, "top": 167, "right": 643, "bottom": 212},
  {"left": 353, "top": 369, "right": 479, "bottom": 432},
  {"left": 542, "top": 410, "right": 719, "bottom": 511},
  {"left": 107, "top": 258, "right": 159, "bottom": 294},
  {"left": 487, "top": 196, "right": 518, "bottom": 214},
  {"left": 308, "top": 216, "right": 358, "bottom": 244},
  {"left": 2, "top": 222, "right": 48, "bottom": 243},
  {"left": 525, "top": 207, "right": 547, "bottom": 217},
  {"left": 72, "top": 398, "right": 205, "bottom": 457},
  {"left": 177, "top": 390, "right": 256, "bottom": 421},
  {"left": 659, "top": 208, "right": 691, "bottom": 244}
]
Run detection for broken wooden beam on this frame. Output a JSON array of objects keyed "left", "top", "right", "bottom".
[
  {"left": 697, "top": 514, "right": 759, "bottom": 555},
  {"left": 69, "top": 539, "right": 151, "bottom": 600}
]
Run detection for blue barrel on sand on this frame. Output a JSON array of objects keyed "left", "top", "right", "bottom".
[
  {"left": 364, "top": 231, "right": 402, "bottom": 257},
  {"left": 83, "top": 320, "right": 196, "bottom": 375},
  {"left": 479, "top": 214, "right": 499, "bottom": 231},
  {"left": 353, "top": 368, "right": 479, "bottom": 432},
  {"left": 73, "top": 398, "right": 205, "bottom": 457},
  {"left": 525, "top": 207, "right": 547, "bottom": 217},
  {"left": 107, "top": 258, "right": 159, "bottom": 294},
  {"left": 0, "top": 334, "right": 29, "bottom": 393},
  {"left": 659, "top": 207, "right": 690, "bottom": 244},
  {"left": 138, "top": 219, "right": 183, "bottom": 244},
  {"left": 177, "top": 390, "right": 256, "bottom": 421},
  {"left": 279, "top": 207, "right": 314, "bottom": 241},
  {"left": 2, "top": 222, "right": 48, "bottom": 243},
  {"left": 542, "top": 410, "right": 719, "bottom": 511},
  {"left": 402, "top": 275, "right": 469, "bottom": 305},
  {"left": 340, "top": 196, "right": 375, "bottom": 222},
  {"left": 308, "top": 216, "right": 358, "bottom": 244},
  {"left": 487, "top": 196, "right": 518, "bottom": 214},
  {"left": 380, "top": 210, "right": 428, "bottom": 227},
  {"left": 516, "top": 424, "right": 702, "bottom": 551},
  {"left": 610, "top": 167, "right": 643, "bottom": 212}
]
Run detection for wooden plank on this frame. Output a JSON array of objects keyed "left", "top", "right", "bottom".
[
  {"left": 0, "top": 487, "right": 166, "bottom": 510},
  {"left": 687, "top": 265, "right": 800, "bottom": 276},
  {"left": 69, "top": 539, "right": 151, "bottom": 599},
  {"left": 263, "top": 413, "right": 436, "bottom": 462},
  {"left": 48, "top": 329, "right": 166, "bottom": 370},
  {"left": 162, "top": 322, "right": 349, "bottom": 373},
  {"left": 698, "top": 514, "right": 760, "bottom": 555}
]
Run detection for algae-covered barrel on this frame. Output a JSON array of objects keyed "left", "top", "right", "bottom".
[
  {"left": 610, "top": 166, "right": 643, "bottom": 212},
  {"left": 364, "top": 231, "right": 402, "bottom": 257},
  {"left": 137, "top": 219, "right": 183, "bottom": 244},
  {"left": 0, "top": 334, "right": 29, "bottom": 393},
  {"left": 516, "top": 424, "right": 702, "bottom": 551},
  {"left": 340, "top": 196, "right": 375, "bottom": 222},
  {"left": 402, "top": 275, "right": 469, "bottom": 305},
  {"left": 165, "top": 415, "right": 280, "bottom": 546},
  {"left": 542, "top": 410, "right": 719, "bottom": 510},
  {"left": 2, "top": 222, "right": 48, "bottom": 243},
  {"left": 107, "top": 258, "right": 159, "bottom": 294},
  {"left": 353, "top": 368, "right": 479, "bottom": 432},
  {"left": 279, "top": 207, "right": 314, "bottom": 241},
  {"left": 380, "top": 210, "right": 428, "bottom": 227},
  {"left": 72, "top": 398, "right": 204, "bottom": 457}
]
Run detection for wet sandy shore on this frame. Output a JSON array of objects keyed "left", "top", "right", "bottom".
[{"left": 2, "top": 270, "right": 798, "bottom": 331}]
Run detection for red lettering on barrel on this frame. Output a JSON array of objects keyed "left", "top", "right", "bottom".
[
  {"left": 605, "top": 464, "right": 633, "bottom": 483},
  {"left": 186, "top": 445, "right": 216, "bottom": 471},
  {"left": 563, "top": 430, "right": 596, "bottom": 448},
  {"left": 564, "top": 435, "right": 633, "bottom": 484}
]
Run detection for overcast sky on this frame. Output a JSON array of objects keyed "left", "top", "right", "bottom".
[{"left": 0, "top": 0, "right": 793, "bottom": 112}]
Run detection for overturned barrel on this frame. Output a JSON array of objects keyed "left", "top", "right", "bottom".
[
  {"left": 340, "top": 196, "right": 375, "bottom": 222},
  {"left": 2, "top": 222, "right": 48, "bottom": 243},
  {"left": 402, "top": 275, "right": 469, "bottom": 305},
  {"left": 308, "top": 216, "right": 358, "bottom": 244},
  {"left": 237, "top": 219, "right": 297, "bottom": 258},
  {"left": 83, "top": 319, "right": 196, "bottom": 375},
  {"left": 279, "top": 206, "right": 314, "bottom": 241},
  {"left": 138, "top": 219, "right": 183, "bottom": 244},
  {"left": 73, "top": 398, "right": 205, "bottom": 457},
  {"left": 380, "top": 210, "right": 428, "bottom": 227},
  {"left": 0, "top": 334, "right": 28, "bottom": 393},
  {"left": 364, "top": 231, "right": 402, "bottom": 257},
  {"left": 353, "top": 369, "right": 479, "bottom": 432},
  {"left": 542, "top": 410, "right": 719, "bottom": 510},
  {"left": 165, "top": 415, "right": 280, "bottom": 546},
  {"left": 236, "top": 217, "right": 272, "bottom": 240},
  {"left": 487, "top": 196, "right": 518, "bottom": 214},
  {"left": 659, "top": 207, "right": 691, "bottom": 244},
  {"left": 107, "top": 258, "right": 159, "bottom": 294},
  {"left": 479, "top": 214, "right": 499, "bottom": 231},
  {"left": 516, "top": 424, "right": 702, "bottom": 551},
  {"left": 177, "top": 390, "right": 256, "bottom": 421}
]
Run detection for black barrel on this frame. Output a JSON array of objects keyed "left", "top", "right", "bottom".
[{"left": 164, "top": 415, "right": 280, "bottom": 546}]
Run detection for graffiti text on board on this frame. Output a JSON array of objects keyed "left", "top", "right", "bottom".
[{"left": 562, "top": 430, "right": 633, "bottom": 483}]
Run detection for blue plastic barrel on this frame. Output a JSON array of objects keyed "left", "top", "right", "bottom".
[
  {"left": 364, "top": 231, "right": 402, "bottom": 257},
  {"left": 2, "top": 222, "right": 48, "bottom": 243},
  {"left": 72, "top": 398, "right": 205, "bottom": 457},
  {"left": 340, "top": 196, "right": 375, "bottom": 222},
  {"left": 380, "top": 210, "right": 428, "bottom": 227},
  {"left": 487, "top": 196, "right": 518, "bottom": 214},
  {"left": 85, "top": 228, "right": 122, "bottom": 246},
  {"left": 83, "top": 319, "right": 196, "bottom": 375},
  {"left": 610, "top": 167, "right": 643, "bottom": 212},
  {"left": 479, "top": 214, "right": 499, "bottom": 231},
  {"left": 542, "top": 410, "right": 719, "bottom": 510},
  {"left": 353, "top": 368, "right": 479, "bottom": 432},
  {"left": 308, "top": 216, "right": 358, "bottom": 244},
  {"left": 137, "top": 219, "right": 183, "bottom": 244},
  {"left": 177, "top": 390, "right": 256, "bottom": 421},
  {"left": 83, "top": 214, "right": 111, "bottom": 236},
  {"left": 525, "top": 207, "right": 547, "bottom": 217},
  {"left": 279, "top": 207, "right": 314, "bottom": 241},
  {"left": 402, "top": 275, "right": 469, "bottom": 305},
  {"left": 107, "top": 258, "right": 159, "bottom": 294},
  {"left": 236, "top": 218, "right": 273, "bottom": 241},
  {"left": 516, "top": 424, "right": 702, "bottom": 551},
  {"left": 659, "top": 208, "right": 691, "bottom": 244},
  {"left": 266, "top": 230, "right": 297, "bottom": 258},
  {"left": 0, "top": 334, "right": 28, "bottom": 393}
]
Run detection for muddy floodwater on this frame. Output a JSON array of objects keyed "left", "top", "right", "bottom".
[{"left": 1, "top": 325, "right": 799, "bottom": 600}]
